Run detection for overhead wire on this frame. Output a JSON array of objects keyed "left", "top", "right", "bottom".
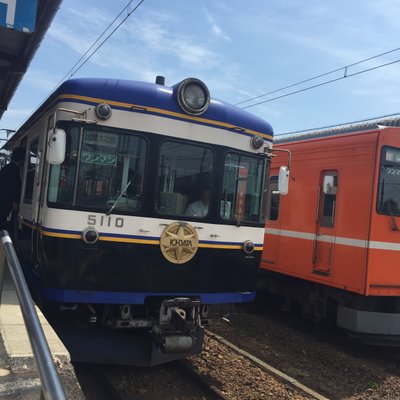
[
  {"left": 56, "top": 0, "right": 140, "bottom": 85},
  {"left": 237, "top": 47, "right": 400, "bottom": 109},
  {"left": 1, "top": 0, "right": 145, "bottom": 139},
  {"left": 242, "top": 58, "right": 400, "bottom": 110},
  {"left": 56, "top": 0, "right": 145, "bottom": 87}
]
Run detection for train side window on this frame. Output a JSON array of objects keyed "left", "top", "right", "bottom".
[
  {"left": 266, "top": 176, "right": 280, "bottom": 221},
  {"left": 220, "top": 153, "right": 265, "bottom": 223},
  {"left": 377, "top": 146, "right": 400, "bottom": 216},
  {"left": 319, "top": 171, "right": 338, "bottom": 227},
  {"left": 23, "top": 137, "right": 40, "bottom": 204}
]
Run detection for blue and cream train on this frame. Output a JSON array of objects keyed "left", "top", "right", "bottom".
[{"left": 5, "top": 76, "right": 280, "bottom": 365}]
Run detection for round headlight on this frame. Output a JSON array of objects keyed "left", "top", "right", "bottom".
[
  {"left": 177, "top": 78, "right": 210, "bottom": 115},
  {"left": 95, "top": 103, "right": 112, "bottom": 120},
  {"left": 250, "top": 135, "right": 264, "bottom": 149},
  {"left": 82, "top": 227, "right": 99, "bottom": 244},
  {"left": 243, "top": 240, "right": 255, "bottom": 254}
]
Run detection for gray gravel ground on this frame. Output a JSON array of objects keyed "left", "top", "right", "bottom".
[
  {"left": 207, "top": 302, "right": 400, "bottom": 400},
  {"left": 189, "top": 334, "right": 316, "bottom": 399}
]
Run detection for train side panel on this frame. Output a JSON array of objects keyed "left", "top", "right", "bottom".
[
  {"left": 366, "top": 128, "right": 400, "bottom": 296},
  {"left": 263, "top": 130, "right": 378, "bottom": 294}
]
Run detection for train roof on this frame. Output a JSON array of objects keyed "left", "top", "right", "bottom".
[
  {"left": 12, "top": 78, "right": 273, "bottom": 144},
  {"left": 275, "top": 114, "right": 400, "bottom": 144}
]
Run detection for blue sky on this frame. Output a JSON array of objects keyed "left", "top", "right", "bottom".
[{"left": 1, "top": 0, "right": 400, "bottom": 141}]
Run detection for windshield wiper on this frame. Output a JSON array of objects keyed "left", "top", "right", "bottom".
[
  {"left": 222, "top": 200, "right": 241, "bottom": 227},
  {"left": 106, "top": 180, "right": 132, "bottom": 216}
]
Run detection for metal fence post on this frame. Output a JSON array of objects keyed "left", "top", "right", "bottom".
[
  {"left": 0, "top": 238, "right": 5, "bottom": 301},
  {"left": 0, "top": 230, "right": 67, "bottom": 400}
]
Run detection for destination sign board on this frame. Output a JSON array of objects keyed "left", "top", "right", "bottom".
[{"left": 81, "top": 151, "right": 117, "bottom": 166}]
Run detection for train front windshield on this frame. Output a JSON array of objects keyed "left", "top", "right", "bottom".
[
  {"left": 48, "top": 126, "right": 147, "bottom": 212},
  {"left": 377, "top": 146, "right": 400, "bottom": 216},
  {"left": 48, "top": 125, "right": 266, "bottom": 224}
]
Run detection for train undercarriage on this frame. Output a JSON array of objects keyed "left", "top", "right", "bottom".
[
  {"left": 35, "top": 292, "right": 209, "bottom": 366},
  {"left": 258, "top": 270, "right": 400, "bottom": 346}
]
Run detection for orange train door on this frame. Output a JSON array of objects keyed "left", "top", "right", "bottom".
[{"left": 313, "top": 171, "right": 338, "bottom": 275}]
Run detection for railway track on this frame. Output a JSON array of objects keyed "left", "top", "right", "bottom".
[
  {"left": 71, "top": 328, "right": 331, "bottom": 400},
  {"left": 73, "top": 363, "right": 129, "bottom": 400},
  {"left": 203, "top": 329, "right": 329, "bottom": 400},
  {"left": 178, "top": 359, "right": 232, "bottom": 400},
  {"left": 73, "top": 360, "right": 220, "bottom": 399},
  {"left": 208, "top": 302, "right": 400, "bottom": 400},
  {"left": 186, "top": 330, "right": 330, "bottom": 400}
]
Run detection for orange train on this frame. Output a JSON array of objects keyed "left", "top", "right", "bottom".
[{"left": 261, "top": 116, "right": 400, "bottom": 344}]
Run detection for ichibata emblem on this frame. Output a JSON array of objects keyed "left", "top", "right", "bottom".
[{"left": 160, "top": 222, "right": 199, "bottom": 264}]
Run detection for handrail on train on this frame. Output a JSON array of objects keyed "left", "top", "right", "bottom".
[{"left": 0, "top": 230, "right": 67, "bottom": 400}]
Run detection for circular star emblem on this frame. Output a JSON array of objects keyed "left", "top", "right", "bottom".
[{"left": 160, "top": 222, "right": 199, "bottom": 264}]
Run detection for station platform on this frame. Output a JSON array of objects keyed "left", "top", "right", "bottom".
[{"left": 0, "top": 268, "right": 84, "bottom": 399}]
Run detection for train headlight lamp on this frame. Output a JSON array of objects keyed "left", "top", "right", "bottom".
[
  {"left": 82, "top": 227, "right": 99, "bottom": 244},
  {"left": 95, "top": 103, "right": 112, "bottom": 120},
  {"left": 243, "top": 240, "right": 255, "bottom": 254},
  {"left": 250, "top": 135, "right": 264, "bottom": 149},
  {"left": 177, "top": 78, "right": 210, "bottom": 116}
]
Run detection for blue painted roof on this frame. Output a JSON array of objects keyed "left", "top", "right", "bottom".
[{"left": 54, "top": 78, "right": 274, "bottom": 138}]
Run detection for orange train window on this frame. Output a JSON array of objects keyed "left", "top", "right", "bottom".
[
  {"left": 377, "top": 146, "right": 400, "bottom": 216},
  {"left": 320, "top": 172, "right": 338, "bottom": 228},
  {"left": 266, "top": 176, "right": 280, "bottom": 221}
]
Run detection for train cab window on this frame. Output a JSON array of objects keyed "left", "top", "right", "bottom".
[
  {"left": 155, "top": 141, "right": 214, "bottom": 217},
  {"left": 23, "top": 138, "right": 40, "bottom": 204},
  {"left": 220, "top": 153, "right": 264, "bottom": 223},
  {"left": 319, "top": 172, "right": 338, "bottom": 227},
  {"left": 377, "top": 146, "right": 400, "bottom": 216},
  {"left": 77, "top": 130, "right": 146, "bottom": 211},
  {"left": 48, "top": 127, "right": 147, "bottom": 213},
  {"left": 266, "top": 176, "right": 280, "bottom": 221}
]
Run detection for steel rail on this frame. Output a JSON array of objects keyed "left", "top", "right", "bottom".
[
  {"left": 178, "top": 359, "right": 231, "bottom": 400},
  {"left": 206, "top": 329, "right": 330, "bottom": 400}
]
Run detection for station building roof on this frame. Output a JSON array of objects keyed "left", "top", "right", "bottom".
[{"left": 0, "top": 0, "right": 62, "bottom": 121}]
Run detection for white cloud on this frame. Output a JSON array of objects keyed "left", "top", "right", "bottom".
[
  {"left": 46, "top": 7, "right": 230, "bottom": 80},
  {"left": 204, "top": 12, "right": 231, "bottom": 41}
]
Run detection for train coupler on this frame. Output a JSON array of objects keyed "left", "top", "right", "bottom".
[
  {"left": 152, "top": 297, "right": 207, "bottom": 353},
  {"left": 161, "top": 334, "right": 194, "bottom": 353}
]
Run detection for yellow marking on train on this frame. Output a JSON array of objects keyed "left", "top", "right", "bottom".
[
  {"left": 37, "top": 227, "right": 262, "bottom": 250},
  {"left": 199, "top": 243, "right": 242, "bottom": 250},
  {"left": 100, "top": 236, "right": 159, "bottom": 245},
  {"left": 41, "top": 231, "right": 81, "bottom": 240},
  {"left": 58, "top": 94, "right": 273, "bottom": 140},
  {"left": 198, "top": 243, "right": 263, "bottom": 250}
]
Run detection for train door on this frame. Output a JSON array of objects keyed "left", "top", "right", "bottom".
[
  {"left": 313, "top": 171, "right": 338, "bottom": 275},
  {"left": 18, "top": 135, "right": 40, "bottom": 262},
  {"left": 263, "top": 175, "right": 281, "bottom": 265}
]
